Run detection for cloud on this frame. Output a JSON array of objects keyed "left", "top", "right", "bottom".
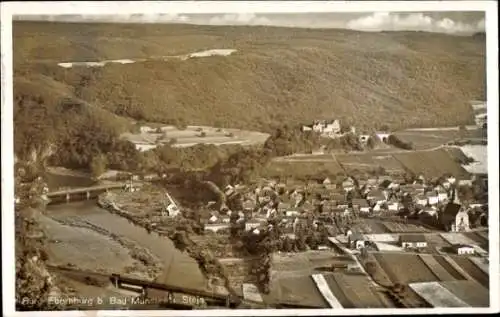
[{"left": 346, "top": 12, "right": 485, "bottom": 34}]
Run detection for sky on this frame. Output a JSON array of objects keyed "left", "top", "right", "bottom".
[{"left": 16, "top": 12, "right": 486, "bottom": 34}]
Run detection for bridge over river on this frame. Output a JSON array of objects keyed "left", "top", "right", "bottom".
[{"left": 46, "top": 182, "right": 144, "bottom": 205}]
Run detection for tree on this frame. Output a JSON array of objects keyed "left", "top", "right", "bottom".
[
  {"left": 379, "top": 124, "right": 390, "bottom": 132},
  {"left": 90, "top": 154, "right": 107, "bottom": 178},
  {"left": 172, "top": 231, "right": 189, "bottom": 251}
]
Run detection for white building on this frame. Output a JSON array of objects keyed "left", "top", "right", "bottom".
[
  {"left": 427, "top": 192, "right": 440, "bottom": 206},
  {"left": 205, "top": 224, "right": 230, "bottom": 233},
  {"left": 458, "top": 179, "right": 474, "bottom": 187},
  {"left": 140, "top": 126, "right": 156, "bottom": 133},
  {"left": 454, "top": 244, "right": 475, "bottom": 255},
  {"left": 375, "top": 132, "right": 391, "bottom": 143},
  {"left": 135, "top": 143, "right": 158, "bottom": 152},
  {"left": 208, "top": 215, "right": 218, "bottom": 223},
  {"left": 438, "top": 190, "right": 449, "bottom": 202},
  {"left": 310, "top": 119, "right": 342, "bottom": 136},
  {"left": 399, "top": 234, "right": 428, "bottom": 249},
  {"left": 388, "top": 202, "right": 400, "bottom": 212},
  {"left": 360, "top": 206, "right": 371, "bottom": 213},
  {"left": 414, "top": 195, "right": 428, "bottom": 206},
  {"left": 245, "top": 221, "right": 261, "bottom": 231}
]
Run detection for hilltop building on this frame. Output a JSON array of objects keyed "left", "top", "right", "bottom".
[{"left": 301, "top": 119, "right": 342, "bottom": 137}]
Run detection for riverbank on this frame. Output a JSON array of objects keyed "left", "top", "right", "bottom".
[{"left": 97, "top": 188, "right": 235, "bottom": 297}]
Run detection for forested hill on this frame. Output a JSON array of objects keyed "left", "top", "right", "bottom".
[{"left": 13, "top": 21, "right": 485, "bottom": 169}]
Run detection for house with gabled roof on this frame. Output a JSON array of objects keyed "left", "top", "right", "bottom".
[
  {"left": 366, "top": 189, "right": 386, "bottom": 204},
  {"left": 347, "top": 232, "right": 366, "bottom": 250},
  {"left": 440, "top": 202, "right": 470, "bottom": 232},
  {"left": 342, "top": 177, "right": 356, "bottom": 192},
  {"left": 351, "top": 198, "right": 369, "bottom": 210},
  {"left": 399, "top": 234, "right": 427, "bottom": 249},
  {"left": 426, "top": 191, "right": 439, "bottom": 206},
  {"left": 451, "top": 244, "right": 475, "bottom": 255},
  {"left": 414, "top": 194, "right": 428, "bottom": 207},
  {"left": 301, "top": 200, "right": 315, "bottom": 212},
  {"left": 242, "top": 199, "right": 257, "bottom": 213}
]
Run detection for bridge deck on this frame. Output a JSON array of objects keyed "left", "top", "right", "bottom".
[{"left": 47, "top": 182, "right": 143, "bottom": 197}]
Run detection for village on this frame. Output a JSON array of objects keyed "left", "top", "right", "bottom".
[
  {"left": 71, "top": 100, "right": 489, "bottom": 309},
  {"left": 96, "top": 156, "right": 489, "bottom": 309}
]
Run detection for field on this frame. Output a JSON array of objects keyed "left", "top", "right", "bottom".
[
  {"left": 431, "top": 256, "right": 466, "bottom": 280},
  {"left": 463, "top": 232, "right": 489, "bottom": 250},
  {"left": 274, "top": 146, "right": 472, "bottom": 181},
  {"left": 264, "top": 160, "right": 345, "bottom": 179},
  {"left": 393, "top": 128, "right": 483, "bottom": 150},
  {"left": 363, "top": 234, "right": 399, "bottom": 243},
  {"left": 449, "top": 256, "right": 489, "bottom": 288},
  {"left": 351, "top": 219, "right": 391, "bottom": 234},
  {"left": 328, "top": 273, "right": 387, "bottom": 308},
  {"left": 269, "top": 274, "right": 329, "bottom": 308},
  {"left": 269, "top": 251, "right": 356, "bottom": 307},
  {"left": 439, "top": 280, "right": 489, "bottom": 307},
  {"left": 373, "top": 253, "right": 439, "bottom": 284},
  {"left": 121, "top": 125, "right": 270, "bottom": 151},
  {"left": 271, "top": 251, "right": 349, "bottom": 276},
  {"left": 419, "top": 255, "right": 458, "bottom": 281},
  {"left": 468, "top": 257, "right": 489, "bottom": 275},
  {"left": 424, "top": 234, "right": 453, "bottom": 254},
  {"left": 382, "top": 222, "right": 431, "bottom": 233},
  {"left": 361, "top": 253, "right": 393, "bottom": 287},
  {"left": 335, "top": 152, "right": 406, "bottom": 175},
  {"left": 409, "top": 282, "right": 470, "bottom": 307},
  {"left": 393, "top": 148, "right": 470, "bottom": 180}
]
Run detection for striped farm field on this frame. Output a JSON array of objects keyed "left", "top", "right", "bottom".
[
  {"left": 332, "top": 273, "right": 386, "bottom": 308},
  {"left": 393, "top": 148, "right": 470, "bottom": 180},
  {"left": 374, "top": 253, "right": 439, "bottom": 284},
  {"left": 382, "top": 222, "right": 430, "bottom": 233},
  {"left": 419, "top": 255, "right": 457, "bottom": 281},
  {"left": 432, "top": 255, "right": 466, "bottom": 281},
  {"left": 264, "top": 160, "right": 345, "bottom": 178},
  {"left": 462, "top": 232, "right": 489, "bottom": 251},
  {"left": 449, "top": 256, "right": 489, "bottom": 289},
  {"left": 335, "top": 153, "right": 406, "bottom": 174}
]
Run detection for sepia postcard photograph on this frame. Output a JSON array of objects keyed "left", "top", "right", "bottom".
[{"left": 1, "top": 1, "right": 498, "bottom": 316}]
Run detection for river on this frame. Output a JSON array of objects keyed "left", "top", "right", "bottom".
[{"left": 42, "top": 172, "right": 207, "bottom": 291}]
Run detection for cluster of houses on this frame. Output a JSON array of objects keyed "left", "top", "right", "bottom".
[
  {"left": 346, "top": 231, "right": 478, "bottom": 256},
  {"left": 202, "top": 172, "right": 487, "bottom": 240}
]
